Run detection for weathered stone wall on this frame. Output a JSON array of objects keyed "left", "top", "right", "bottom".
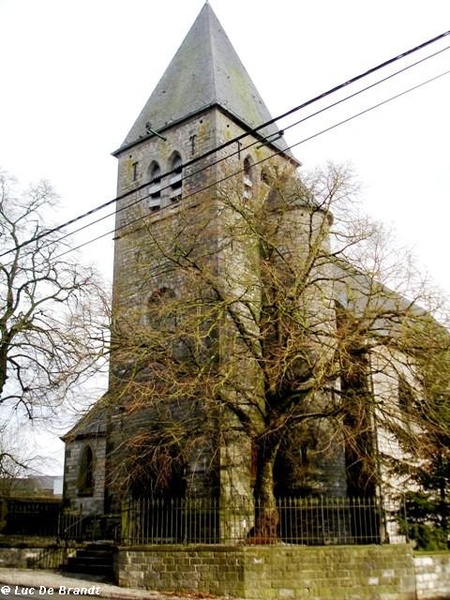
[
  {"left": 415, "top": 553, "right": 450, "bottom": 600},
  {"left": 117, "top": 545, "right": 245, "bottom": 597},
  {"left": 0, "top": 543, "right": 71, "bottom": 570},
  {"left": 117, "top": 544, "right": 418, "bottom": 600},
  {"left": 63, "top": 437, "right": 106, "bottom": 514},
  {"left": 1, "top": 541, "right": 449, "bottom": 599},
  {"left": 107, "top": 106, "right": 296, "bottom": 511},
  {"left": 112, "top": 108, "right": 221, "bottom": 322}
]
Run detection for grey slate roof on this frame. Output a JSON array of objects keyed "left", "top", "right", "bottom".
[
  {"left": 118, "top": 2, "right": 293, "bottom": 158},
  {"left": 62, "top": 396, "right": 108, "bottom": 441}
]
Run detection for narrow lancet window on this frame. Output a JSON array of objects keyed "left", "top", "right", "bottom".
[
  {"left": 148, "top": 162, "right": 162, "bottom": 211},
  {"left": 243, "top": 156, "right": 253, "bottom": 199},
  {"left": 78, "top": 445, "right": 94, "bottom": 496},
  {"left": 170, "top": 153, "right": 183, "bottom": 203}
]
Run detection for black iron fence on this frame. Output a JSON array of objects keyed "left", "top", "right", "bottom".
[
  {"left": 1, "top": 498, "right": 62, "bottom": 537},
  {"left": 0, "top": 497, "right": 120, "bottom": 542},
  {"left": 1, "top": 495, "right": 406, "bottom": 547},
  {"left": 58, "top": 511, "right": 121, "bottom": 542},
  {"left": 121, "top": 496, "right": 401, "bottom": 546}
]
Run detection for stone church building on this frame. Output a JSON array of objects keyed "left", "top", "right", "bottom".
[{"left": 62, "top": 3, "right": 417, "bottom": 531}]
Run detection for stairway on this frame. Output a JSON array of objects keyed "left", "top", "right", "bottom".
[{"left": 61, "top": 542, "right": 116, "bottom": 581}]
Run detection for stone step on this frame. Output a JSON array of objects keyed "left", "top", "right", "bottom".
[
  {"left": 62, "top": 562, "right": 114, "bottom": 576},
  {"left": 60, "top": 543, "right": 116, "bottom": 580},
  {"left": 75, "top": 549, "right": 114, "bottom": 559},
  {"left": 66, "top": 556, "right": 113, "bottom": 567}
]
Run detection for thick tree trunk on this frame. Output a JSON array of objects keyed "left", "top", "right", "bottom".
[
  {"left": 0, "top": 341, "right": 8, "bottom": 399},
  {"left": 249, "top": 442, "right": 280, "bottom": 543}
]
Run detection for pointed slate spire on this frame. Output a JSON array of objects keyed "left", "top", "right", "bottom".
[{"left": 118, "top": 3, "right": 292, "bottom": 157}]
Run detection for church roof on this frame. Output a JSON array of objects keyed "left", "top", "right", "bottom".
[
  {"left": 61, "top": 397, "right": 108, "bottom": 442},
  {"left": 117, "top": 2, "right": 293, "bottom": 158}
]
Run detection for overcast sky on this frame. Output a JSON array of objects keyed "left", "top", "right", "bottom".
[{"left": 1, "top": 0, "right": 449, "bottom": 474}]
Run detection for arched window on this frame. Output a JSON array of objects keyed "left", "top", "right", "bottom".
[
  {"left": 261, "top": 168, "right": 271, "bottom": 185},
  {"left": 148, "top": 162, "right": 162, "bottom": 211},
  {"left": 169, "top": 153, "right": 183, "bottom": 203},
  {"left": 146, "top": 287, "right": 177, "bottom": 330},
  {"left": 77, "top": 445, "right": 94, "bottom": 496},
  {"left": 243, "top": 156, "right": 253, "bottom": 199}
]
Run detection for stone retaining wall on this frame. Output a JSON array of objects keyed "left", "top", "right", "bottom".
[
  {"left": 117, "top": 544, "right": 418, "bottom": 599},
  {"left": 0, "top": 546, "right": 66, "bottom": 570},
  {"left": 0, "top": 540, "right": 80, "bottom": 571},
  {"left": 3, "top": 542, "right": 449, "bottom": 599},
  {"left": 415, "top": 552, "right": 450, "bottom": 600}
]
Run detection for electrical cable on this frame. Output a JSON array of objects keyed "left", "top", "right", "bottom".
[
  {"left": 6, "top": 63, "right": 450, "bottom": 266},
  {"left": 50, "top": 66, "right": 450, "bottom": 261},
  {"left": 35, "top": 41, "right": 450, "bottom": 256},
  {"left": 0, "top": 28, "right": 448, "bottom": 260}
]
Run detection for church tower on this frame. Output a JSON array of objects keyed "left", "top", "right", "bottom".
[
  {"left": 110, "top": 1, "right": 295, "bottom": 317},
  {"left": 62, "top": 3, "right": 353, "bottom": 535},
  {"left": 104, "top": 3, "right": 300, "bottom": 510}
]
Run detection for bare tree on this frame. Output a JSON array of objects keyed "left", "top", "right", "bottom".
[
  {"left": 0, "top": 422, "right": 44, "bottom": 495},
  {"left": 0, "top": 170, "right": 108, "bottom": 470},
  {"left": 108, "top": 161, "right": 449, "bottom": 539}
]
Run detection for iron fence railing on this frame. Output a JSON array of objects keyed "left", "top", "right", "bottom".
[
  {"left": 121, "top": 496, "right": 401, "bottom": 546},
  {"left": 58, "top": 512, "right": 121, "bottom": 543},
  {"left": 27, "top": 545, "right": 68, "bottom": 570},
  {"left": 0, "top": 497, "right": 120, "bottom": 542},
  {"left": 1, "top": 498, "right": 62, "bottom": 537},
  {"left": 0, "top": 495, "right": 407, "bottom": 547}
]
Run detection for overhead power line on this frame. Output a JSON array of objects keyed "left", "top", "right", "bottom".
[
  {"left": 1, "top": 28, "right": 449, "bottom": 262},
  {"left": 36, "top": 41, "right": 450, "bottom": 258},
  {"left": 52, "top": 65, "right": 450, "bottom": 260}
]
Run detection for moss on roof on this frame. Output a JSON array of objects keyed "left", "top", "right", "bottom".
[{"left": 117, "top": 3, "right": 293, "bottom": 158}]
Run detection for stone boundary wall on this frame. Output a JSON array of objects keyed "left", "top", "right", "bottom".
[
  {"left": 415, "top": 553, "right": 450, "bottom": 600},
  {"left": 117, "top": 544, "right": 418, "bottom": 599},
  {"left": 0, "top": 541, "right": 81, "bottom": 571}
]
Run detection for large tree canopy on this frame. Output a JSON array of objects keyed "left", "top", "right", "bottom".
[{"left": 108, "top": 161, "right": 449, "bottom": 536}]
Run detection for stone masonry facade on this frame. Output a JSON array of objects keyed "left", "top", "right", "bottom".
[
  {"left": 63, "top": 436, "right": 106, "bottom": 514},
  {"left": 63, "top": 2, "right": 417, "bottom": 529},
  {"left": 117, "top": 544, "right": 438, "bottom": 600}
]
